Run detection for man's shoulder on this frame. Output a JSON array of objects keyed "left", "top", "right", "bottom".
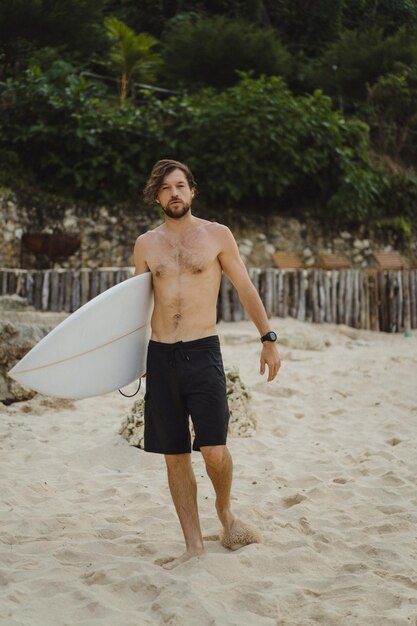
[
  {"left": 201, "top": 220, "right": 232, "bottom": 236},
  {"left": 135, "top": 225, "right": 164, "bottom": 245}
]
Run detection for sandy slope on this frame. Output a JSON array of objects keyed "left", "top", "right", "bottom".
[{"left": 1, "top": 317, "right": 417, "bottom": 626}]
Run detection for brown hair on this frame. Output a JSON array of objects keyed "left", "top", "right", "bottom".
[{"left": 143, "top": 159, "right": 197, "bottom": 204}]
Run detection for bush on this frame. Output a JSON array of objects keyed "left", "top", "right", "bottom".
[
  {"left": 307, "top": 27, "right": 417, "bottom": 107},
  {"left": 160, "top": 14, "right": 292, "bottom": 89},
  {"left": 0, "top": 67, "right": 392, "bottom": 223},
  {"left": 0, "top": 60, "right": 167, "bottom": 205}
]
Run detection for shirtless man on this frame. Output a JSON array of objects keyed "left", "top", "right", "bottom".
[{"left": 133, "top": 159, "right": 281, "bottom": 569}]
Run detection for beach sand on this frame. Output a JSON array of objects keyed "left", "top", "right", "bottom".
[{"left": 1, "top": 317, "right": 417, "bottom": 626}]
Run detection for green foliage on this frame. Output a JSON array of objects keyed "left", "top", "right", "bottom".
[
  {"left": 0, "top": 0, "right": 108, "bottom": 78},
  {"left": 0, "top": 60, "right": 410, "bottom": 226},
  {"left": 264, "top": 0, "right": 344, "bottom": 55},
  {"left": 307, "top": 27, "right": 417, "bottom": 107},
  {"left": 367, "top": 70, "right": 417, "bottom": 160},
  {"left": 104, "top": 17, "right": 162, "bottom": 104},
  {"left": 169, "top": 75, "right": 387, "bottom": 224},
  {"left": 0, "top": 60, "right": 164, "bottom": 204},
  {"left": 342, "top": 0, "right": 417, "bottom": 35},
  {"left": 160, "top": 14, "right": 292, "bottom": 89}
]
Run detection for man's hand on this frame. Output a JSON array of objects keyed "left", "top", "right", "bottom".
[{"left": 260, "top": 343, "right": 281, "bottom": 382}]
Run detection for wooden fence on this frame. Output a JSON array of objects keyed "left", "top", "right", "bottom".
[{"left": 1, "top": 267, "right": 416, "bottom": 333}]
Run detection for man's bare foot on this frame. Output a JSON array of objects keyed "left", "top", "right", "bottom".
[
  {"left": 155, "top": 548, "right": 205, "bottom": 570},
  {"left": 219, "top": 519, "right": 263, "bottom": 551}
]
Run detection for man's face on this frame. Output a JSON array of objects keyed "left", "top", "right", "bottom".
[{"left": 157, "top": 168, "right": 194, "bottom": 219}]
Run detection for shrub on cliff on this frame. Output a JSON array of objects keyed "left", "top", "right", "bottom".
[{"left": 0, "top": 64, "right": 389, "bottom": 222}]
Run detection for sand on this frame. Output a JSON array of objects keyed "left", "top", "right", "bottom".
[{"left": 1, "top": 317, "right": 417, "bottom": 626}]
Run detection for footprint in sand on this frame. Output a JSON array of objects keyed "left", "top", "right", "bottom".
[{"left": 282, "top": 493, "right": 306, "bottom": 508}]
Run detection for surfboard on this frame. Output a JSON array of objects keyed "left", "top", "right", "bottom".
[{"left": 8, "top": 272, "right": 153, "bottom": 400}]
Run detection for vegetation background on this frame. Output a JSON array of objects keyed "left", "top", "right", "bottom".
[{"left": 1, "top": 0, "right": 417, "bottom": 239}]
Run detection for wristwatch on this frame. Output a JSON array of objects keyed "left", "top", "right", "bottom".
[{"left": 260, "top": 331, "right": 278, "bottom": 343}]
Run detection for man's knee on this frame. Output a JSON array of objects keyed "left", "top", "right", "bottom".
[
  {"left": 164, "top": 452, "right": 191, "bottom": 471},
  {"left": 200, "top": 445, "right": 227, "bottom": 469}
]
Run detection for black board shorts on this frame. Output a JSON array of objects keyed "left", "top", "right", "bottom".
[{"left": 144, "top": 335, "right": 230, "bottom": 454}]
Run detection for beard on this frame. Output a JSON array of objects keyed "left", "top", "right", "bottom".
[{"left": 161, "top": 200, "right": 191, "bottom": 220}]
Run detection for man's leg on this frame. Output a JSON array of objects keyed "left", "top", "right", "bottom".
[
  {"left": 200, "top": 445, "right": 235, "bottom": 529},
  {"left": 159, "top": 452, "right": 205, "bottom": 570},
  {"left": 201, "top": 444, "right": 263, "bottom": 550}
]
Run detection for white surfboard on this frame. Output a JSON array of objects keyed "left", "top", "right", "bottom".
[{"left": 8, "top": 272, "right": 153, "bottom": 399}]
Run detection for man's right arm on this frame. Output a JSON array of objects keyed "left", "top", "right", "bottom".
[{"left": 133, "top": 234, "right": 150, "bottom": 275}]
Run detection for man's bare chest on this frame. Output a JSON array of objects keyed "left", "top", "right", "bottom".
[{"left": 148, "top": 239, "right": 219, "bottom": 279}]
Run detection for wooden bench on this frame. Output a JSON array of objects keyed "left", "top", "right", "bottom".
[
  {"left": 372, "top": 251, "right": 409, "bottom": 270},
  {"left": 272, "top": 252, "right": 304, "bottom": 269}
]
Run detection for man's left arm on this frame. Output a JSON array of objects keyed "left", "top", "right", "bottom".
[{"left": 217, "top": 225, "right": 281, "bottom": 382}]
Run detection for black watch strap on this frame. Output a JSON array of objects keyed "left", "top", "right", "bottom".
[{"left": 261, "top": 331, "right": 277, "bottom": 343}]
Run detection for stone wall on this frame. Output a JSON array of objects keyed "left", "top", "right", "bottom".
[{"left": 1, "top": 191, "right": 416, "bottom": 269}]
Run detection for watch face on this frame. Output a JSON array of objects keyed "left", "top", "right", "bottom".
[{"left": 262, "top": 331, "right": 277, "bottom": 342}]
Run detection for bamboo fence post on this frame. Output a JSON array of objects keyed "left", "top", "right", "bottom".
[
  {"left": 396, "top": 271, "right": 404, "bottom": 332},
  {"left": 263, "top": 268, "right": 275, "bottom": 318},
  {"left": 296, "top": 269, "right": 306, "bottom": 321},
  {"left": 90, "top": 270, "right": 100, "bottom": 299},
  {"left": 409, "top": 269, "right": 416, "bottom": 329},
  {"left": 80, "top": 269, "right": 90, "bottom": 306},
  {"left": 63, "top": 271, "right": 73, "bottom": 312},
  {"left": 344, "top": 269, "right": 352, "bottom": 326},
  {"left": 290, "top": 270, "right": 298, "bottom": 318},
  {"left": 57, "top": 270, "right": 65, "bottom": 311},
  {"left": 323, "top": 271, "right": 331, "bottom": 322},
  {"left": 16, "top": 270, "right": 26, "bottom": 298},
  {"left": 318, "top": 270, "right": 325, "bottom": 323},
  {"left": 41, "top": 270, "right": 50, "bottom": 311},
  {"left": 72, "top": 270, "right": 81, "bottom": 312},
  {"left": 276, "top": 270, "right": 284, "bottom": 318},
  {"left": 368, "top": 270, "right": 379, "bottom": 331},
  {"left": 377, "top": 271, "right": 386, "bottom": 332},
  {"left": 351, "top": 270, "right": 359, "bottom": 328},
  {"left": 337, "top": 270, "right": 346, "bottom": 324},
  {"left": 403, "top": 270, "right": 411, "bottom": 332},
  {"left": 33, "top": 271, "right": 43, "bottom": 310},
  {"left": 330, "top": 270, "right": 338, "bottom": 324},
  {"left": 387, "top": 271, "right": 396, "bottom": 333},
  {"left": 283, "top": 270, "right": 291, "bottom": 317},
  {"left": 50, "top": 270, "right": 60, "bottom": 311}
]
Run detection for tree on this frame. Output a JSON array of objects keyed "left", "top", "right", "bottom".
[
  {"left": 160, "top": 14, "right": 291, "bottom": 89},
  {"left": 307, "top": 27, "right": 417, "bottom": 109},
  {"left": 104, "top": 17, "right": 162, "bottom": 105},
  {"left": 264, "top": 0, "right": 344, "bottom": 55},
  {"left": 368, "top": 70, "right": 417, "bottom": 160},
  {"left": 0, "top": 0, "right": 107, "bottom": 79}
]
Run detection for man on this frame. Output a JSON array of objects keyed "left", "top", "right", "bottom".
[{"left": 134, "top": 159, "right": 281, "bottom": 569}]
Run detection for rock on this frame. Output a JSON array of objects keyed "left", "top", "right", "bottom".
[
  {"left": 238, "top": 242, "right": 253, "bottom": 257},
  {"left": 0, "top": 299, "right": 64, "bottom": 404},
  {"left": 340, "top": 231, "right": 352, "bottom": 239},
  {"left": 305, "top": 257, "right": 315, "bottom": 267},
  {"left": 0, "top": 320, "right": 50, "bottom": 403},
  {"left": 119, "top": 365, "right": 257, "bottom": 449},
  {"left": 0, "top": 295, "right": 34, "bottom": 312},
  {"left": 303, "top": 247, "right": 313, "bottom": 258},
  {"left": 265, "top": 244, "right": 275, "bottom": 256}
]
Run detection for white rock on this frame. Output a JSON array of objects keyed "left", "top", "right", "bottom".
[
  {"left": 265, "top": 244, "right": 275, "bottom": 255},
  {"left": 340, "top": 231, "right": 352, "bottom": 239},
  {"left": 303, "top": 247, "right": 313, "bottom": 258}
]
